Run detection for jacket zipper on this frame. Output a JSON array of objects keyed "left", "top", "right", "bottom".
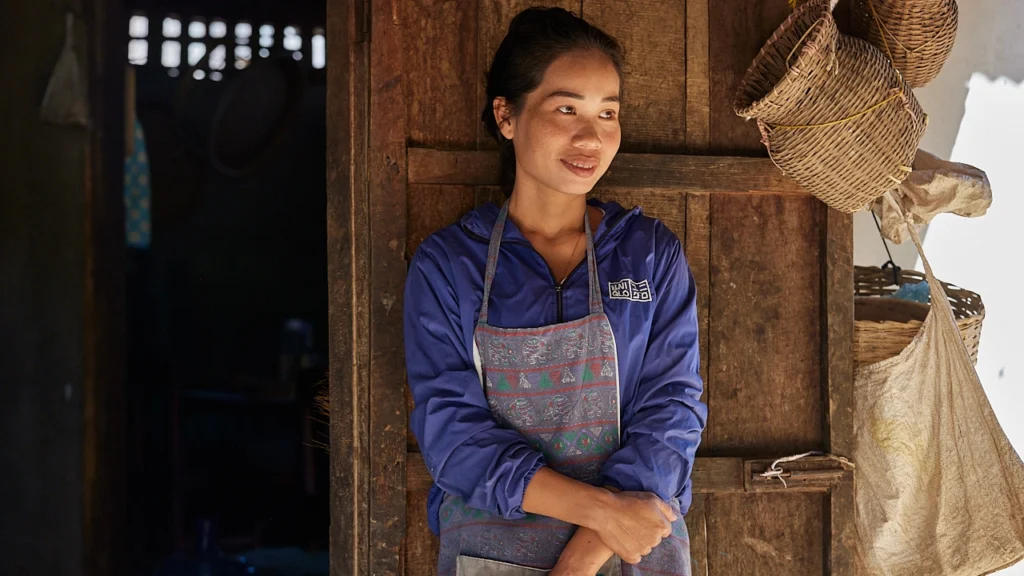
[
  {"left": 555, "top": 284, "right": 564, "bottom": 322},
  {"left": 462, "top": 208, "right": 633, "bottom": 323}
]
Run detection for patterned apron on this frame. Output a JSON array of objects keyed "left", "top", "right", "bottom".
[{"left": 436, "top": 201, "right": 691, "bottom": 576}]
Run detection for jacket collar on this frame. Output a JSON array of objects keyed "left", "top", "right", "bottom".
[{"left": 460, "top": 198, "right": 640, "bottom": 248}]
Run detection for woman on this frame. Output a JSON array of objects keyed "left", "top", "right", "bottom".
[{"left": 404, "top": 8, "right": 706, "bottom": 576}]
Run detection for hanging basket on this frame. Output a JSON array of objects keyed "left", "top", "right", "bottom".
[
  {"left": 734, "top": 0, "right": 928, "bottom": 214},
  {"left": 850, "top": 0, "right": 959, "bottom": 88},
  {"left": 854, "top": 265, "right": 984, "bottom": 367}
]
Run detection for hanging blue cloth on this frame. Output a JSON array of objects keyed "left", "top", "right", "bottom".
[{"left": 124, "top": 116, "right": 152, "bottom": 249}]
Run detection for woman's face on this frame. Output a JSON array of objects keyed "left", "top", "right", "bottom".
[{"left": 496, "top": 50, "right": 622, "bottom": 197}]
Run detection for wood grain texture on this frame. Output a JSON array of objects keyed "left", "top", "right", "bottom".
[
  {"left": 707, "top": 194, "right": 823, "bottom": 456},
  {"left": 326, "top": 0, "right": 370, "bottom": 572},
  {"left": 475, "top": 185, "right": 507, "bottom": 208},
  {"left": 822, "top": 206, "right": 855, "bottom": 576},
  {"left": 686, "top": 495, "right": 710, "bottom": 576},
  {"left": 407, "top": 184, "right": 477, "bottom": 257},
  {"left": 406, "top": 0, "right": 478, "bottom": 148},
  {"left": 708, "top": 0, "right": 792, "bottom": 155},
  {"left": 370, "top": 0, "right": 409, "bottom": 572},
  {"left": 582, "top": 0, "right": 687, "bottom": 152},
  {"left": 692, "top": 457, "right": 745, "bottom": 494},
  {"left": 477, "top": 0, "right": 579, "bottom": 148},
  {"left": 685, "top": 192, "right": 711, "bottom": 455},
  {"left": 685, "top": 0, "right": 710, "bottom": 152},
  {"left": 707, "top": 493, "right": 826, "bottom": 575},
  {"left": 589, "top": 188, "right": 686, "bottom": 238},
  {"left": 408, "top": 148, "right": 804, "bottom": 193},
  {"left": 405, "top": 489, "right": 440, "bottom": 576}
]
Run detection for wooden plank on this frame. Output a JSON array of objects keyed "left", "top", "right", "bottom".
[
  {"left": 407, "top": 453, "right": 433, "bottom": 492},
  {"left": 708, "top": 0, "right": 792, "bottom": 155},
  {"left": 83, "top": 0, "right": 129, "bottom": 573},
  {"left": 706, "top": 194, "right": 823, "bottom": 456},
  {"left": 692, "top": 457, "right": 745, "bottom": 494},
  {"left": 589, "top": 188, "right": 686, "bottom": 238},
  {"left": 707, "top": 493, "right": 826, "bottom": 575},
  {"left": 822, "top": 206, "right": 856, "bottom": 576},
  {"left": 408, "top": 148, "right": 803, "bottom": 193},
  {"left": 369, "top": 0, "right": 409, "bottom": 571},
  {"left": 326, "top": 0, "right": 370, "bottom": 573},
  {"left": 686, "top": 495, "right": 710, "bottom": 576},
  {"left": 408, "top": 184, "right": 477, "bottom": 257},
  {"left": 477, "top": 0, "right": 578, "bottom": 148},
  {"left": 405, "top": 489, "right": 440, "bottom": 576},
  {"left": 685, "top": 0, "right": 711, "bottom": 152},
  {"left": 407, "top": 452, "right": 747, "bottom": 494},
  {"left": 582, "top": 0, "right": 687, "bottom": 151},
  {"left": 406, "top": 0, "right": 478, "bottom": 148},
  {"left": 475, "top": 185, "right": 506, "bottom": 208},
  {"left": 685, "top": 193, "right": 712, "bottom": 455},
  {"left": 405, "top": 184, "right": 476, "bottom": 451}
]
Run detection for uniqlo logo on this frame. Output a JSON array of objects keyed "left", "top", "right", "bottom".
[{"left": 607, "top": 279, "right": 652, "bottom": 302}]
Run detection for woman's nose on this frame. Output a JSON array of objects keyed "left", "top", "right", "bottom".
[{"left": 572, "top": 121, "right": 601, "bottom": 150}]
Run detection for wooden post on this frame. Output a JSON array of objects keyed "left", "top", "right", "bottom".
[{"left": 326, "top": 0, "right": 370, "bottom": 573}]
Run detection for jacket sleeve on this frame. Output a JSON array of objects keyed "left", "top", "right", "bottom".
[
  {"left": 405, "top": 240, "right": 547, "bottom": 520},
  {"left": 598, "top": 228, "right": 707, "bottom": 508}
]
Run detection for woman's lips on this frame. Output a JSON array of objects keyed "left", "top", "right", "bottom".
[{"left": 561, "top": 157, "right": 598, "bottom": 178}]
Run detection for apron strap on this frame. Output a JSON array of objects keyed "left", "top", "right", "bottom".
[
  {"left": 478, "top": 201, "right": 510, "bottom": 325},
  {"left": 478, "top": 200, "right": 603, "bottom": 325},
  {"left": 584, "top": 209, "right": 603, "bottom": 315}
]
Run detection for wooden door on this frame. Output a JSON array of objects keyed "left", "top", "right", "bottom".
[{"left": 326, "top": 1, "right": 855, "bottom": 575}]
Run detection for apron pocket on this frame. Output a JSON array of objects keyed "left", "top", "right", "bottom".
[
  {"left": 455, "top": 555, "right": 622, "bottom": 576},
  {"left": 455, "top": 556, "right": 547, "bottom": 576}
]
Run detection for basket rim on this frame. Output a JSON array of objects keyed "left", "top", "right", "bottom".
[
  {"left": 734, "top": 0, "right": 837, "bottom": 119},
  {"left": 853, "top": 265, "right": 986, "bottom": 318}
]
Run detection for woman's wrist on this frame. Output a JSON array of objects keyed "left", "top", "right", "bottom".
[
  {"left": 522, "top": 467, "right": 612, "bottom": 528},
  {"left": 555, "top": 527, "right": 615, "bottom": 574},
  {"left": 580, "top": 485, "right": 617, "bottom": 532}
]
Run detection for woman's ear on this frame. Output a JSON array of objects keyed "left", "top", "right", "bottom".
[{"left": 493, "top": 97, "right": 514, "bottom": 141}]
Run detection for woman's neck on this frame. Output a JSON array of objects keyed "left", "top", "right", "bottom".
[{"left": 507, "top": 183, "right": 588, "bottom": 241}]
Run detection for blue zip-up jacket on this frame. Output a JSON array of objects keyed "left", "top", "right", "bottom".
[{"left": 405, "top": 198, "right": 707, "bottom": 535}]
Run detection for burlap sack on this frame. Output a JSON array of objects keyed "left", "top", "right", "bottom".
[{"left": 854, "top": 211, "right": 1024, "bottom": 575}]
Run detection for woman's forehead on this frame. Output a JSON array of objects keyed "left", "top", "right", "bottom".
[{"left": 533, "top": 51, "right": 621, "bottom": 101}]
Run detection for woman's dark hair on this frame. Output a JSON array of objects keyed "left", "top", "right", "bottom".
[{"left": 481, "top": 8, "right": 625, "bottom": 195}]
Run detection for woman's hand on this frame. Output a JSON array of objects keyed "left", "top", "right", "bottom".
[
  {"left": 521, "top": 468, "right": 675, "bottom": 566},
  {"left": 587, "top": 490, "right": 676, "bottom": 565}
]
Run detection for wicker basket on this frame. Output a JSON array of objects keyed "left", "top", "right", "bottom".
[
  {"left": 734, "top": 0, "right": 928, "bottom": 214},
  {"left": 854, "top": 265, "right": 984, "bottom": 367},
  {"left": 851, "top": 0, "right": 958, "bottom": 88}
]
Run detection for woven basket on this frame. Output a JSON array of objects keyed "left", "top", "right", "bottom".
[
  {"left": 851, "top": 0, "right": 958, "bottom": 88},
  {"left": 854, "top": 265, "right": 984, "bottom": 367},
  {"left": 734, "top": 0, "right": 928, "bottom": 214}
]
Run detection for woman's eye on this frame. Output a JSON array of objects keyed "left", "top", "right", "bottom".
[
  {"left": 600, "top": 110, "right": 617, "bottom": 120},
  {"left": 557, "top": 105, "right": 575, "bottom": 114}
]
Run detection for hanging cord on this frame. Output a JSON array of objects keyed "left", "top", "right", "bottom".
[{"left": 872, "top": 209, "right": 902, "bottom": 286}]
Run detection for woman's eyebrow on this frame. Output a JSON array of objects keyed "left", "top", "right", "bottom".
[{"left": 545, "top": 90, "right": 620, "bottom": 103}]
